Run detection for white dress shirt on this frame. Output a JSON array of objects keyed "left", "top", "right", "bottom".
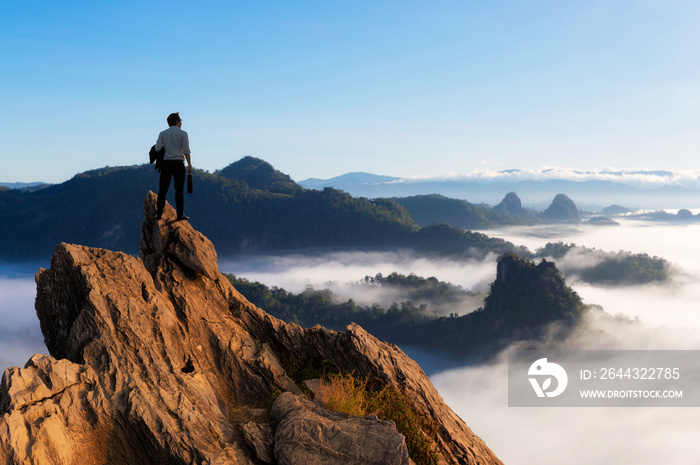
[{"left": 155, "top": 126, "right": 191, "bottom": 161}]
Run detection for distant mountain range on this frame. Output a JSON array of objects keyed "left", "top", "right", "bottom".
[
  {"left": 299, "top": 171, "right": 700, "bottom": 210},
  {"left": 0, "top": 157, "right": 520, "bottom": 261},
  {"left": 0, "top": 159, "right": 677, "bottom": 288},
  {"left": 0, "top": 182, "right": 49, "bottom": 191},
  {"left": 300, "top": 172, "right": 400, "bottom": 190},
  {"left": 9, "top": 168, "right": 699, "bottom": 211}
]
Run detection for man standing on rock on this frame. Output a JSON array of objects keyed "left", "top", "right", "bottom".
[{"left": 155, "top": 112, "right": 193, "bottom": 221}]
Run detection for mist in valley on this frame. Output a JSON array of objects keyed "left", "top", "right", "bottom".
[
  {"left": 0, "top": 265, "right": 47, "bottom": 372},
  {"left": 442, "top": 220, "right": 700, "bottom": 465},
  {"left": 483, "top": 219, "right": 700, "bottom": 329},
  {"left": 220, "top": 219, "right": 700, "bottom": 465},
  {"left": 219, "top": 250, "right": 499, "bottom": 315},
  {"left": 3, "top": 219, "right": 700, "bottom": 463}
]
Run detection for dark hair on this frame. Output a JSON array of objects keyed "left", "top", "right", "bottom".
[{"left": 167, "top": 112, "right": 181, "bottom": 126}]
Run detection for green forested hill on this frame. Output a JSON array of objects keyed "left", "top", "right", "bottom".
[
  {"left": 215, "top": 156, "right": 302, "bottom": 194},
  {"left": 0, "top": 158, "right": 520, "bottom": 260}
]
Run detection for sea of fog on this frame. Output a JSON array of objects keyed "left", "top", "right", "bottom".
[
  {"left": 4, "top": 219, "right": 700, "bottom": 463},
  {"left": 220, "top": 219, "right": 700, "bottom": 465},
  {"left": 0, "top": 261, "right": 49, "bottom": 374},
  {"left": 428, "top": 220, "right": 700, "bottom": 465}
]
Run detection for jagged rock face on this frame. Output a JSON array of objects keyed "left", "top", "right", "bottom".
[{"left": 0, "top": 192, "right": 503, "bottom": 465}]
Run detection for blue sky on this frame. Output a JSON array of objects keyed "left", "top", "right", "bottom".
[{"left": 2, "top": 0, "right": 700, "bottom": 183}]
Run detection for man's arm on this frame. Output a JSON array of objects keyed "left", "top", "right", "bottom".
[
  {"left": 155, "top": 132, "right": 164, "bottom": 151},
  {"left": 182, "top": 132, "right": 192, "bottom": 172}
]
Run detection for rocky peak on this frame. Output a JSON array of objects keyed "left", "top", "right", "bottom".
[
  {"left": 540, "top": 193, "right": 580, "bottom": 222},
  {"left": 485, "top": 252, "right": 585, "bottom": 336},
  {"left": 0, "top": 192, "right": 502, "bottom": 465},
  {"left": 493, "top": 192, "right": 523, "bottom": 216}
]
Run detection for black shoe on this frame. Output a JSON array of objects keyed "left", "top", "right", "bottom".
[
  {"left": 177, "top": 215, "right": 189, "bottom": 221},
  {"left": 156, "top": 214, "right": 162, "bottom": 220}
]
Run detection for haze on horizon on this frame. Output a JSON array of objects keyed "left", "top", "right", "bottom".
[{"left": 3, "top": 1, "right": 700, "bottom": 185}]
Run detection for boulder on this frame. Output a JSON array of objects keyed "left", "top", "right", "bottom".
[
  {"left": 241, "top": 421, "right": 274, "bottom": 464},
  {"left": 271, "top": 392, "right": 409, "bottom": 465}
]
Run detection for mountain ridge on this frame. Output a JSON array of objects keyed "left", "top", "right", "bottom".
[
  {"left": 299, "top": 171, "right": 700, "bottom": 209},
  {"left": 300, "top": 172, "right": 401, "bottom": 190},
  {"left": 0, "top": 159, "right": 521, "bottom": 261}
]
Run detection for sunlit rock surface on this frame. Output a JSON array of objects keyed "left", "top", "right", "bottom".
[{"left": 0, "top": 191, "right": 503, "bottom": 465}]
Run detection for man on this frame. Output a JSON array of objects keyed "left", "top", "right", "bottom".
[{"left": 154, "top": 112, "right": 193, "bottom": 220}]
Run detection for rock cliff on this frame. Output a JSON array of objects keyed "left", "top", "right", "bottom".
[{"left": 0, "top": 192, "right": 503, "bottom": 465}]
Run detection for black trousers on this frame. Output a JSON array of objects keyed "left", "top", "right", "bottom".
[{"left": 157, "top": 160, "right": 186, "bottom": 217}]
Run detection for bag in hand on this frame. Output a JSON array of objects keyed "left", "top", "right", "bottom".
[{"left": 187, "top": 173, "right": 193, "bottom": 194}]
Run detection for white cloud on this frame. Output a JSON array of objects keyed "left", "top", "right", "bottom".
[{"left": 396, "top": 167, "right": 700, "bottom": 188}]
